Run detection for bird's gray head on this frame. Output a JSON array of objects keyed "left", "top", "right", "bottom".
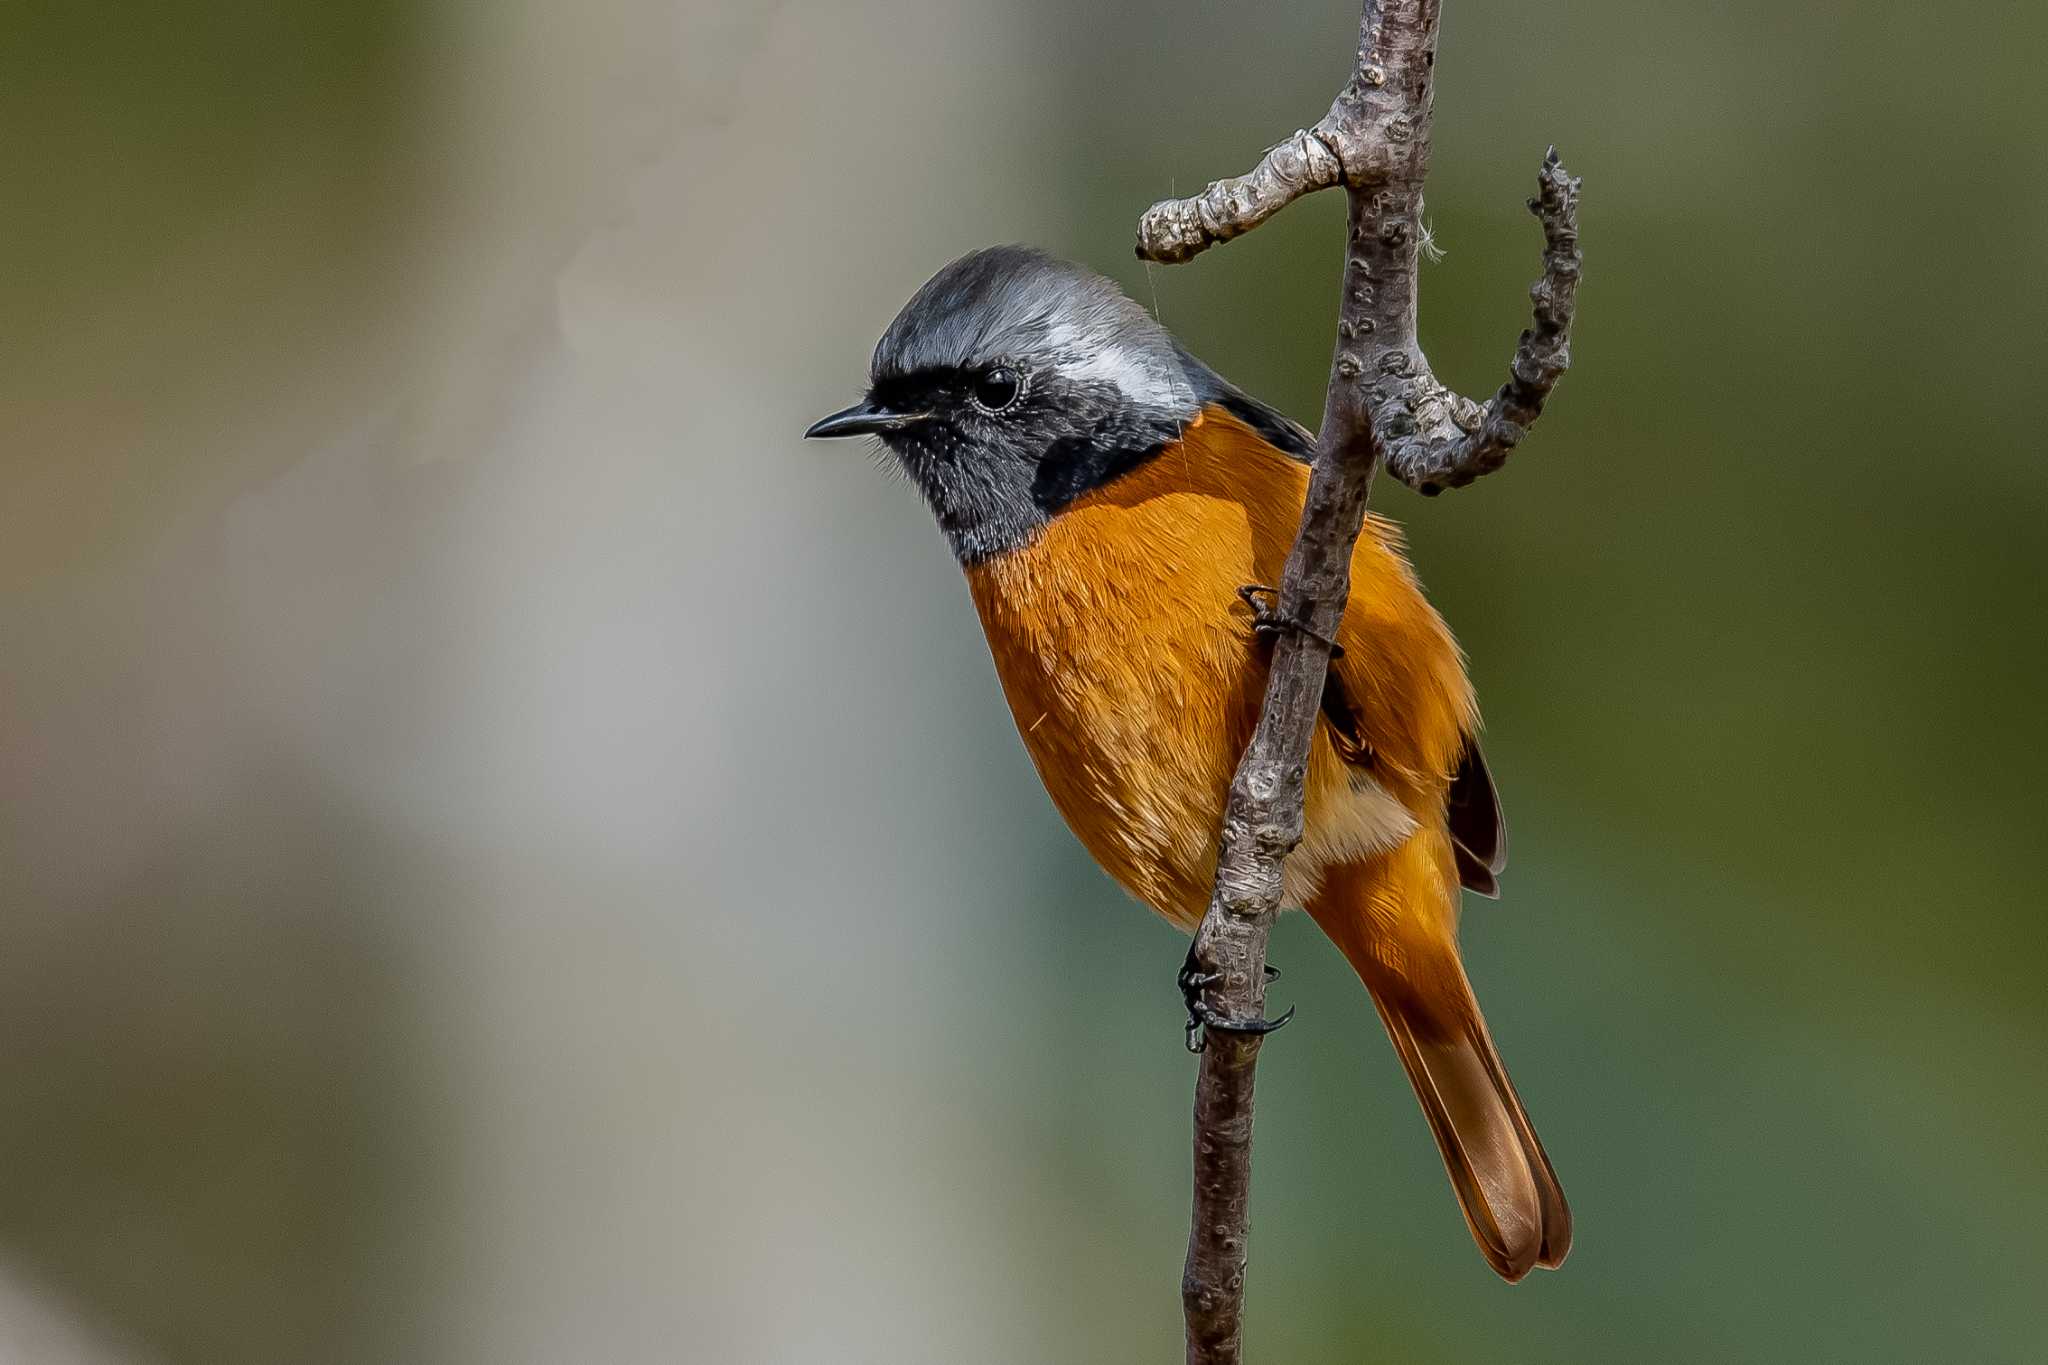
[{"left": 806, "top": 246, "right": 1308, "bottom": 562}]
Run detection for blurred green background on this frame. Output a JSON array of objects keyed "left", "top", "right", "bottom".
[{"left": 3, "top": 1, "right": 2044, "bottom": 1361}]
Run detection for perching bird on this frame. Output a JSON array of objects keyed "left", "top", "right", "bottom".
[{"left": 807, "top": 245, "right": 1569, "bottom": 1281}]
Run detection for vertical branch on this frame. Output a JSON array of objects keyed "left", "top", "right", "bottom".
[{"left": 1137, "top": 3, "right": 1581, "bottom": 1361}]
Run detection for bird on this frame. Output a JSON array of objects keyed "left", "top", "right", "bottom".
[{"left": 806, "top": 245, "right": 1569, "bottom": 1281}]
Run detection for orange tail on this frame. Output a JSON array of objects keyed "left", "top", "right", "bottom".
[{"left": 1307, "top": 838, "right": 1571, "bottom": 1282}]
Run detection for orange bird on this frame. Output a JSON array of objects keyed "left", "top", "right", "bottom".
[{"left": 808, "top": 246, "right": 1569, "bottom": 1280}]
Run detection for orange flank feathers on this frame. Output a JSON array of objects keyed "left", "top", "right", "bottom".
[
  {"left": 962, "top": 405, "right": 1570, "bottom": 1279},
  {"left": 963, "top": 406, "right": 1469, "bottom": 928}
]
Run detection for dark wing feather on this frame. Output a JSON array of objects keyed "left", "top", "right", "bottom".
[
  {"left": 1447, "top": 736, "right": 1507, "bottom": 898},
  {"left": 1173, "top": 342, "right": 1317, "bottom": 460},
  {"left": 1321, "top": 672, "right": 1507, "bottom": 898},
  {"left": 1320, "top": 670, "right": 1374, "bottom": 766}
]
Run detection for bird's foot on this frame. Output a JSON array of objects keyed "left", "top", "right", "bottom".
[
  {"left": 1179, "top": 943, "right": 1294, "bottom": 1054},
  {"left": 1237, "top": 584, "right": 1344, "bottom": 658}
]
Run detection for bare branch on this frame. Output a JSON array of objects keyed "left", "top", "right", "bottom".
[
  {"left": 1137, "top": 19, "right": 1582, "bottom": 499},
  {"left": 1135, "top": 127, "right": 1346, "bottom": 265},
  {"left": 1138, "top": 2, "right": 1583, "bottom": 1361},
  {"left": 1377, "top": 150, "right": 1583, "bottom": 494}
]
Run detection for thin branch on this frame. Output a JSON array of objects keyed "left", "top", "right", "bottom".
[
  {"left": 1138, "top": 21, "right": 1582, "bottom": 498},
  {"left": 1136, "top": 3, "right": 1582, "bottom": 1362},
  {"left": 1374, "top": 151, "right": 1582, "bottom": 494},
  {"left": 1134, "top": 128, "right": 1346, "bottom": 265}
]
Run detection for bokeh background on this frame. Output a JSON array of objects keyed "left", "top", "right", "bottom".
[{"left": 4, "top": 1, "right": 2045, "bottom": 1361}]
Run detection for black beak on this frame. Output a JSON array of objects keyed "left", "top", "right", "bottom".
[{"left": 804, "top": 399, "right": 923, "bottom": 440}]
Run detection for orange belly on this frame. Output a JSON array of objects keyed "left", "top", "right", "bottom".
[{"left": 962, "top": 408, "right": 1473, "bottom": 929}]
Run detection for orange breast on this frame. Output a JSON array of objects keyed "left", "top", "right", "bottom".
[{"left": 963, "top": 407, "right": 1473, "bottom": 929}]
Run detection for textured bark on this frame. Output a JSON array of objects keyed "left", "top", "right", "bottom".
[
  {"left": 1137, "top": 4, "right": 1583, "bottom": 1362},
  {"left": 1137, "top": 6, "right": 1582, "bottom": 498}
]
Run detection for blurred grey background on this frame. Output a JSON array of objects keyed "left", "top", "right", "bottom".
[{"left": 4, "top": 1, "right": 2045, "bottom": 1361}]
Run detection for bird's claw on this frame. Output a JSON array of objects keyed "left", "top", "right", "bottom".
[
  {"left": 1179, "top": 946, "right": 1295, "bottom": 1054},
  {"left": 1237, "top": 584, "right": 1344, "bottom": 658}
]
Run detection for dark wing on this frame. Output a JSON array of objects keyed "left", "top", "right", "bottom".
[
  {"left": 1319, "top": 670, "right": 1374, "bottom": 766},
  {"left": 1447, "top": 735, "right": 1507, "bottom": 898},
  {"left": 1173, "top": 342, "right": 1317, "bottom": 460},
  {"left": 1320, "top": 673, "right": 1506, "bottom": 898}
]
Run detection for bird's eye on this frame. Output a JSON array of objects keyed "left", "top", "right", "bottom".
[{"left": 973, "top": 366, "right": 1022, "bottom": 413}]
